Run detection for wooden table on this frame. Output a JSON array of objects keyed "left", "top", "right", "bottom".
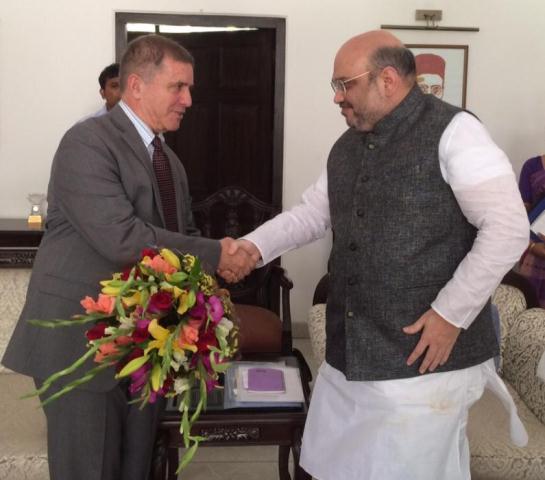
[
  {"left": 0, "top": 218, "right": 44, "bottom": 268},
  {"left": 151, "top": 355, "right": 312, "bottom": 480}
]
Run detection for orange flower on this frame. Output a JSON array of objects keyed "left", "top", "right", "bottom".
[
  {"left": 81, "top": 294, "right": 116, "bottom": 315},
  {"left": 94, "top": 341, "right": 119, "bottom": 363},
  {"left": 177, "top": 324, "right": 199, "bottom": 352},
  {"left": 142, "top": 255, "right": 177, "bottom": 275},
  {"left": 115, "top": 335, "right": 133, "bottom": 346}
]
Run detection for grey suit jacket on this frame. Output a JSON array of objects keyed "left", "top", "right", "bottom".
[{"left": 2, "top": 105, "right": 221, "bottom": 391}]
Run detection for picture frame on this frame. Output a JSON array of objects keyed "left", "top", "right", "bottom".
[{"left": 405, "top": 44, "right": 468, "bottom": 108}]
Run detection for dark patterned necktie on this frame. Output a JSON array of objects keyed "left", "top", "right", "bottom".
[{"left": 152, "top": 136, "right": 179, "bottom": 232}]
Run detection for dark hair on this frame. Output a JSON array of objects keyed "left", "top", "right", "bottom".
[
  {"left": 119, "top": 34, "right": 194, "bottom": 91},
  {"left": 368, "top": 46, "right": 416, "bottom": 82},
  {"left": 98, "top": 63, "right": 120, "bottom": 89}
]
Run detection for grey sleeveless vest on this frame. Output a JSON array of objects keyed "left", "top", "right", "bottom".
[{"left": 326, "top": 86, "right": 499, "bottom": 381}]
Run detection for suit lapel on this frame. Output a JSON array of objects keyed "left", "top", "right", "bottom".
[
  {"left": 109, "top": 106, "right": 168, "bottom": 228},
  {"left": 109, "top": 106, "right": 185, "bottom": 233}
]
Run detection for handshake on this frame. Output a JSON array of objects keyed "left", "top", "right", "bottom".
[{"left": 217, "top": 238, "right": 261, "bottom": 283}]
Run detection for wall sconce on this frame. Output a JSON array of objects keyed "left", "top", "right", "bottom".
[{"left": 381, "top": 9, "right": 479, "bottom": 32}]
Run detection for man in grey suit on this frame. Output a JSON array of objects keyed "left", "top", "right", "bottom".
[{"left": 2, "top": 34, "right": 253, "bottom": 480}]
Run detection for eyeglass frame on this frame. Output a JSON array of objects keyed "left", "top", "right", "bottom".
[{"left": 330, "top": 70, "right": 371, "bottom": 94}]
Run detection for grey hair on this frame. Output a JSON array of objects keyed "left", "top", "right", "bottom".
[
  {"left": 368, "top": 46, "right": 416, "bottom": 82},
  {"left": 119, "top": 34, "right": 194, "bottom": 91}
]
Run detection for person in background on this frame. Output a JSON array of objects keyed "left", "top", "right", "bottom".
[
  {"left": 2, "top": 35, "right": 254, "bottom": 480},
  {"left": 79, "top": 63, "right": 121, "bottom": 122},
  {"left": 518, "top": 154, "right": 545, "bottom": 307},
  {"left": 97, "top": 62, "right": 121, "bottom": 115},
  {"left": 227, "top": 30, "right": 529, "bottom": 480}
]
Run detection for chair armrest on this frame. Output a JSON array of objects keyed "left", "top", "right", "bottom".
[
  {"left": 308, "top": 304, "right": 326, "bottom": 365},
  {"left": 492, "top": 284, "right": 527, "bottom": 375},
  {"left": 269, "top": 265, "right": 293, "bottom": 354},
  {"left": 502, "top": 307, "right": 545, "bottom": 425}
]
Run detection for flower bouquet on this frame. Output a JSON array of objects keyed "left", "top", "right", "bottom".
[{"left": 26, "top": 247, "right": 239, "bottom": 470}]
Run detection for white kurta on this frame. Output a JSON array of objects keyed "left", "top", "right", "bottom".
[{"left": 244, "top": 112, "right": 529, "bottom": 479}]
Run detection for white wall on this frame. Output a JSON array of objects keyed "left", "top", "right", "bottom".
[{"left": 2, "top": 0, "right": 545, "bottom": 335}]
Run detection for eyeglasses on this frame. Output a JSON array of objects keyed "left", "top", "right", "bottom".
[{"left": 330, "top": 70, "right": 371, "bottom": 94}]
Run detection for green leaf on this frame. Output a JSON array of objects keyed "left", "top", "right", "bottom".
[
  {"left": 181, "top": 404, "right": 190, "bottom": 448},
  {"left": 167, "top": 271, "right": 188, "bottom": 284},
  {"left": 115, "top": 354, "right": 149, "bottom": 378},
  {"left": 178, "top": 440, "right": 199, "bottom": 472},
  {"left": 187, "top": 290, "right": 196, "bottom": 309},
  {"left": 28, "top": 312, "right": 112, "bottom": 328},
  {"left": 209, "top": 351, "right": 231, "bottom": 373}
]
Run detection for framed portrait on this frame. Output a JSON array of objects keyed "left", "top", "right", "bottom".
[{"left": 405, "top": 44, "right": 468, "bottom": 108}]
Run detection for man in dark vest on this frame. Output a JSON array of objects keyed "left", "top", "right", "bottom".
[{"left": 230, "top": 30, "right": 529, "bottom": 479}]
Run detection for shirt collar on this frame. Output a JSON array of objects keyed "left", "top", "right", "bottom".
[{"left": 119, "top": 100, "right": 164, "bottom": 150}]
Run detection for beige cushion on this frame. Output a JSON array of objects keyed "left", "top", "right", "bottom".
[
  {"left": 469, "top": 385, "right": 545, "bottom": 480},
  {"left": 502, "top": 308, "right": 545, "bottom": 425},
  {"left": 308, "top": 304, "right": 326, "bottom": 365},
  {"left": 0, "top": 372, "right": 48, "bottom": 479},
  {"left": 492, "top": 284, "right": 527, "bottom": 375},
  {"left": 0, "top": 269, "right": 31, "bottom": 374}
]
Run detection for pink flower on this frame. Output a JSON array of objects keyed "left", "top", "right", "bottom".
[
  {"left": 81, "top": 294, "right": 115, "bottom": 315},
  {"left": 208, "top": 296, "right": 224, "bottom": 324},
  {"left": 132, "top": 319, "right": 151, "bottom": 343},
  {"left": 148, "top": 292, "right": 173, "bottom": 314},
  {"left": 129, "top": 362, "right": 151, "bottom": 395},
  {"left": 189, "top": 292, "right": 206, "bottom": 321}
]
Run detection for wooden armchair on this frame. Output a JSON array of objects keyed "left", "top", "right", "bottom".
[{"left": 191, "top": 186, "right": 304, "bottom": 360}]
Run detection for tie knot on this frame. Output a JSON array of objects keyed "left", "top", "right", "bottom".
[{"left": 152, "top": 136, "right": 162, "bottom": 149}]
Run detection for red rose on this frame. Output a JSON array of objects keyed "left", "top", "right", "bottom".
[
  {"left": 141, "top": 248, "right": 158, "bottom": 260},
  {"left": 148, "top": 292, "right": 173, "bottom": 313},
  {"left": 120, "top": 266, "right": 141, "bottom": 281},
  {"left": 86, "top": 322, "right": 108, "bottom": 341},
  {"left": 132, "top": 319, "right": 151, "bottom": 343},
  {"left": 196, "top": 328, "right": 218, "bottom": 353}
]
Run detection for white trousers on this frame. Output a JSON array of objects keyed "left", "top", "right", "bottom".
[{"left": 300, "top": 360, "right": 526, "bottom": 480}]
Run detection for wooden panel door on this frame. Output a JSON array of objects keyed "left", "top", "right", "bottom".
[{"left": 128, "top": 29, "right": 276, "bottom": 205}]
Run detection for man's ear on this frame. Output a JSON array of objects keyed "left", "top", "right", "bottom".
[
  {"left": 125, "top": 73, "right": 144, "bottom": 100},
  {"left": 380, "top": 66, "right": 400, "bottom": 97},
  {"left": 99, "top": 88, "right": 106, "bottom": 100}
]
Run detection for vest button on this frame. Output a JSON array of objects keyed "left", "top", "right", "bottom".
[
  {"left": 368, "top": 143, "right": 376, "bottom": 150},
  {"left": 349, "top": 242, "right": 358, "bottom": 251},
  {"left": 347, "top": 276, "right": 357, "bottom": 285},
  {"left": 356, "top": 208, "right": 364, "bottom": 217},
  {"left": 346, "top": 311, "right": 354, "bottom": 318},
  {"left": 360, "top": 175, "right": 370, "bottom": 183}
]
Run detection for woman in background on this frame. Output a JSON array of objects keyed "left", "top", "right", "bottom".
[{"left": 518, "top": 154, "right": 545, "bottom": 307}]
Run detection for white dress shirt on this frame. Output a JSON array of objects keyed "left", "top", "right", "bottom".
[{"left": 244, "top": 112, "right": 529, "bottom": 479}]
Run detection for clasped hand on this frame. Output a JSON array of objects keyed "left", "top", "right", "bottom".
[
  {"left": 217, "top": 238, "right": 261, "bottom": 283},
  {"left": 403, "top": 308, "right": 461, "bottom": 374}
]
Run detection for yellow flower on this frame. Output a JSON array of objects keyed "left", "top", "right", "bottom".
[
  {"left": 122, "top": 291, "right": 141, "bottom": 307},
  {"left": 177, "top": 290, "right": 195, "bottom": 315},
  {"left": 150, "top": 363, "right": 162, "bottom": 391},
  {"left": 145, "top": 318, "right": 171, "bottom": 357},
  {"left": 160, "top": 248, "right": 181, "bottom": 270},
  {"left": 100, "top": 280, "right": 122, "bottom": 296}
]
